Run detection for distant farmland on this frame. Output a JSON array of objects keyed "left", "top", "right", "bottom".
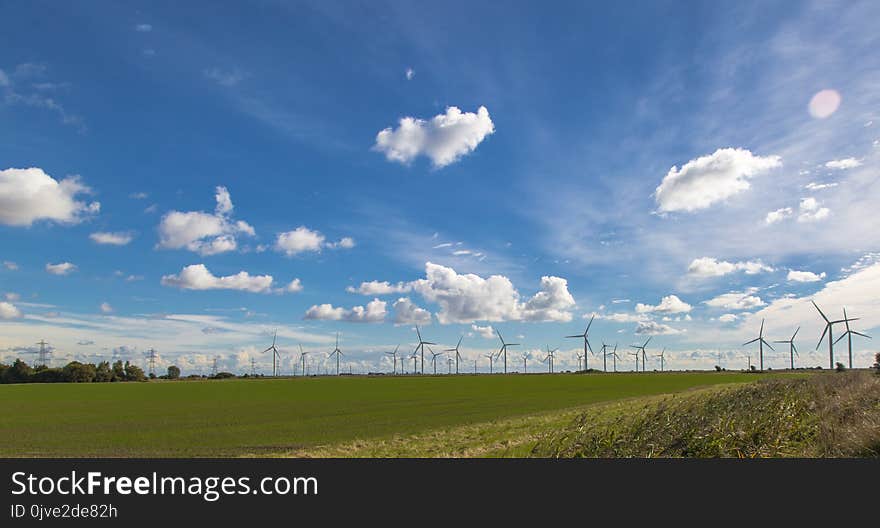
[{"left": 0, "top": 371, "right": 796, "bottom": 457}]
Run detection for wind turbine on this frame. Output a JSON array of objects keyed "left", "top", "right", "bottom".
[
  {"left": 575, "top": 351, "right": 584, "bottom": 371},
  {"left": 542, "top": 345, "right": 558, "bottom": 373},
  {"left": 414, "top": 325, "right": 436, "bottom": 374},
  {"left": 628, "top": 349, "right": 640, "bottom": 371},
  {"left": 263, "top": 330, "right": 281, "bottom": 377},
  {"left": 485, "top": 352, "right": 495, "bottom": 374},
  {"left": 774, "top": 327, "right": 800, "bottom": 370},
  {"left": 599, "top": 342, "right": 611, "bottom": 372},
  {"left": 328, "top": 332, "right": 343, "bottom": 376},
  {"left": 447, "top": 356, "right": 453, "bottom": 374},
  {"left": 609, "top": 343, "right": 619, "bottom": 372},
  {"left": 566, "top": 315, "right": 595, "bottom": 371},
  {"left": 429, "top": 346, "right": 444, "bottom": 375},
  {"left": 813, "top": 300, "right": 857, "bottom": 370},
  {"left": 409, "top": 350, "right": 418, "bottom": 374},
  {"left": 743, "top": 319, "right": 773, "bottom": 371},
  {"left": 655, "top": 348, "right": 666, "bottom": 372},
  {"left": 495, "top": 330, "right": 519, "bottom": 374},
  {"left": 833, "top": 308, "right": 871, "bottom": 369},
  {"left": 385, "top": 344, "right": 401, "bottom": 375},
  {"left": 298, "top": 344, "right": 309, "bottom": 376},
  {"left": 630, "top": 337, "right": 651, "bottom": 372},
  {"left": 445, "top": 336, "right": 463, "bottom": 375},
  {"left": 521, "top": 350, "right": 531, "bottom": 373}
]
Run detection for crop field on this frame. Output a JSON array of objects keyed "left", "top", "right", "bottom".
[{"left": 0, "top": 371, "right": 799, "bottom": 457}]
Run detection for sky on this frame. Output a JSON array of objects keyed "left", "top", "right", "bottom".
[{"left": 2, "top": 0, "right": 879, "bottom": 375}]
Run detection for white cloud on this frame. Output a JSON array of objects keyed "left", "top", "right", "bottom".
[
  {"left": 135, "top": 23, "right": 152, "bottom": 32},
  {"left": 129, "top": 192, "right": 149, "bottom": 199},
  {"left": 635, "top": 321, "right": 682, "bottom": 335},
  {"left": 4, "top": 293, "right": 20, "bottom": 302},
  {"left": 326, "top": 236, "right": 356, "bottom": 249},
  {"left": 797, "top": 197, "right": 830, "bottom": 223},
  {"left": 405, "top": 68, "right": 414, "bottom": 80},
  {"left": 204, "top": 68, "right": 246, "bottom": 87},
  {"left": 346, "top": 280, "right": 412, "bottom": 295},
  {"left": 90, "top": 231, "right": 134, "bottom": 246},
  {"left": 161, "top": 264, "right": 275, "bottom": 293},
  {"left": 704, "top": 289, "right": 766, "bottom": 310},
  {"left": 46, "top": 262, "right": 76, "bottom": 275},
  {"left": 471, "top": 324, "right": 495, "bottom": 338},
  {"left": 590, "top": 311, "right": 648, "bottom": 323},
  {"left": 275, "top": 226, "right": 323, "bottom": 255},
  {"left": 374, "top": 106, "right": 495, "bottom": 168},
  {"left": 824, "top": 158, "right": 862, "bottom": 170},
  {"left": 303, "top": 299, "right": 387, "bottom": 323},
  {"left": 787, "top": 270, "right": 826, "bottom": 283},
  {"left": 765, "top": 207, "right": 793, "bottom": 224},
  {"left": 410, "top": 263, "right": 575, "bottom": 323},
  {"left": 393, "top": 297, "right": 431, "bottom": 325},
  {"left": 3, "top": 261, "right": 18, "bottom": 271},
  {"left": 687, "top": 257, "right": 774, "bottom": 277},
  {"left": 0, "top": 168, "right": 100, "bottom": 226},
  {"left": 0, "top": 301, "right": 22, "bottom": 319},
  {"left": 283, "top": 279, "right": 303, "bottom": 293},
  {"left": 157, "top": 186, "right": 255, "bottom": 256},
  {"left": 718, "top": 313, "right": 738, "bottom": 323},
  {"left": 804, "top": 182, "right": 838, "bottom": 191},
  {"left": 635, "top": 294, "right": 692, "bottom": 314},
  {"left": 654, "top": 148, "right": 782, "bottom": 213},
  {"left": 100, "top": 302, "right": 113, "bottom": 314}
]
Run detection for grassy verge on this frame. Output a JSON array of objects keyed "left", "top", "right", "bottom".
[{"left": 530, "top": 370, "right": 880, "bottom": 458}]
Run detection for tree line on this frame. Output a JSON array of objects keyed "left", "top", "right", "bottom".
[{"left": 0, "top": 359, "right": 182, "bottom": 384}]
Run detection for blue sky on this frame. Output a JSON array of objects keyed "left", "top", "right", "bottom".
[{"left": 2, "top": 0, "right": 879, "bottom": 374}]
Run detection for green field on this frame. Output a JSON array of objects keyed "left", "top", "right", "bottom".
[{"left": 0, "top": 371, "right": 789, "bottom": 457}]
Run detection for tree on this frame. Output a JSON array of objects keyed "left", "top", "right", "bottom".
[
  {"left": 873, "top": 352, "right": 880, "bottom": 371},
  {"left": 94, "top": 361, "right": 113, "bottom": 382},
  {"left": 124, "top": 361, "right": 146, "bottom": 382},
  {"left": 111, "top": 360, "right": 125, "bottom": 382},
  {"left": 2, "top": 359, "right": 33, "bottom": 383},
  {"left": 166, "top": 365, "right": 181, "bottom": 379},
  {"left": 63, "top": 361, "right": 96, "bottom": 383},
  {"left": 835, "top": 362, "right": 846, "bottom": 372}
]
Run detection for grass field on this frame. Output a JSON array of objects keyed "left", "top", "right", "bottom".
[{"left": 0, "top": 371, "right": 796, "bottom": 457}]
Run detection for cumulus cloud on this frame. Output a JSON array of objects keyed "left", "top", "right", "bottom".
[
  {"left": 46, "top": 262, "right": 76, "bottom": 275},
  {"left": 393, "top": 297, "right": 431, "bottom": 325},
  {"left": 100, "top": 302, "right": 113, "bottom": 314},
  {"left": 410, "top": 263, "right": 575, "bottom": 323},
  {"left": 346, "top": 280, "right": 412, "bottom": 295},
  {"left": 161, "top": 264, "right": 275, "bottom": 293},
  {"left": 687, "top": 257, "right": 774, "bottom": 278},
  {"left": 635, "top": 321, "right": 682, "bottom": 335},
  {"left": 718, "top": 313, "right": 738, "bottom": 323},
  {"left": 283, "top": 279, "right": 303, "bottom": 293},
  {"left": 157, "top": 187, "right": 255, "bottom": 256},
  {"left": 274, "top": 227, "right": 354, "bottom": 256},
  {"left": 797, "top": 197, "right": 830, "bottom": 223},
  {"left": 804, "top": 182, "right": 838, "bottom": 191},
  {"left": 0, "top": 168, "right": 100, "bottom": 226},
  {"left": 0, "top": 301, "right": 22, "bottom": 319},
  {"left": 90, "top": 231, "right": 134, "bottom": 246},
  {"left": 703, "top": 289, "right": 766, "bottom": 310},
  {"left": 374, "top": 106, "right": 495, "bottom": 168},
  {"left": 654, "top": 148, "right": 781, "bottom": 213},
  {"left": 3, "top": 261, "right": 18, "bottom": 271},
  {"left": 471, "top": 324, "right": 495, "bottom": 338},
  {"left": 825, "top": 158, "right": 862, "bottom": 170},
  {"left": 635, "top": 294, "right": 692, "bottom": 314},
  {"left": 765, "top": 207, "right": 793, "bottom": 225},
  {"left": 787, "top": 270, "right": 826, "bottom": 283},
  {"left": 405, "top": 68, "right": 415, "bottom": 80},
  {"left": 303, "top": 299, "right": 387, "bottom": 323}
]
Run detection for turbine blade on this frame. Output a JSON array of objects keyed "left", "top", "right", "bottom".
[
  {"left": 762, "top": 339, "right": 774, "bottom": 350},
  {"left": 833, "top": 333, "right": 847, "bottom": 345},
  {"left": 743, "top": 338, "right": 759, "bottom": 346},
  {"left": 852, "top": 331, "right": 871, "bottom": 339},
  {"left": 585, "top": 314, "right": 595, "bottom": 333},
  {"left": 792, "top": 326, "right": 800, "bottom": 340},
  {"left": 812, "top": 300, "right": 829, "bottom": 323}
]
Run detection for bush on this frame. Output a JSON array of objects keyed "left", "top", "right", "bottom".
[
  {"left": 836, "top": 362, "right": 846, "bottom": 372},
  {"left": 212, "top": 372, "right": 236, "bottom": 379}
]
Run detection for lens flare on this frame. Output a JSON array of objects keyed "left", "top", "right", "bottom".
[{"left": 808, "top": 89, "right": 841, "bottom": 119}]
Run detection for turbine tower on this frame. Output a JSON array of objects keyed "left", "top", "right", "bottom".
[
  {"left": 429, "top": 346, "right": 444, "bottom": 375},
  {"left": 743, "top": 319, "right": 773, "bottom": 371},
  {"left": 575, "top": 351, "right": 584, "bottom": 371},
  {"left": 608, "top": 344, "right": 619, "bottom": 372},
  {"left": 521, "top": 351, "right": 531, "bottom": 373},
  {"left": 833, "top": 308, "right": 871, "bottom": 369},
  {"left": 774, "top": 327, "right": 800, "bottom": 370},
  {"left": 655, "top": 348, "right": 666, "bottom": 372},
  {"left": 630, "top": 337, "right": 651, "bottom": 372},
  {"left": 328, "top": 332, "right": 343, "bottom": 376},
  {"left": 628, "top": 349, "right": 640, "bottom": 372},
  {"left": 485, "top": 352, "right": 495, "bottom": 374},
  {"left": 262, "top": 330, "right": 281, "bottom": 377},
  {"left": 812, "top": 300, "right": 857, "bottom": 370},
  {"left": 445, "top": 336, "right": 464, "bottom": 375},
  {"left": 414, "top": 326, "right": 436, "bottom": 375},
  {"left": 385, "top": 344, "right": 401, "bottom": 375},
  {"left": 495, "top": 330, "right": 519, "bottom": 374},
  {"left": 298, "top": 344, "right": 309, "bottom": 376},
  {"left": 542, "top": 345, "right": 558, "bottom": 373},
  {"left": 599, "top": 342, "right": 611, "bottom": 372},
  {"left": 565, "top": 315, "right": 595, "bottom": 371}
]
